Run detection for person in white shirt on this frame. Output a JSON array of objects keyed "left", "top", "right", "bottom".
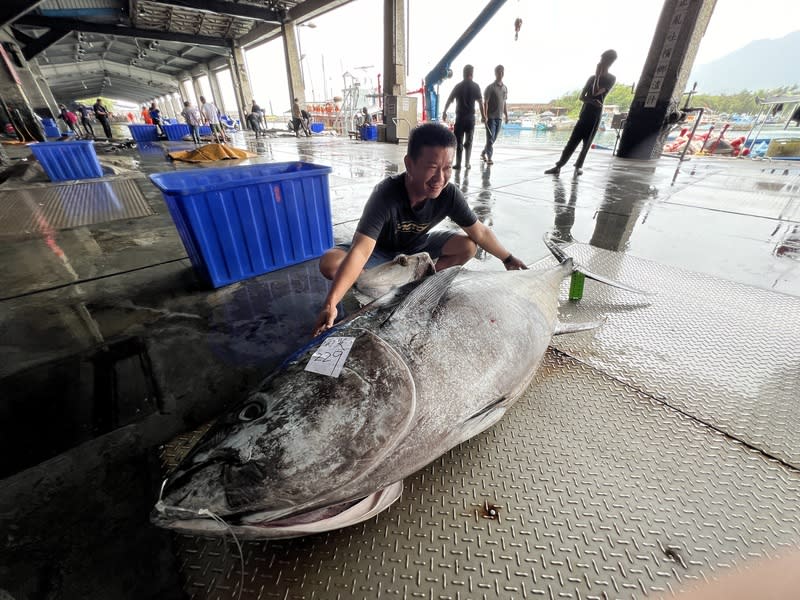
[
  {"left": 181, "top": 101, "right": 202, "bottom": 144},
  {"left": 199, "top": 95, "right": 227, "bottom": 143}
]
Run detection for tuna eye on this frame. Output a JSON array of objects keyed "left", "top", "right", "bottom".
[{"left": 238, "top": 402, "right": 265, "bottom": 421}]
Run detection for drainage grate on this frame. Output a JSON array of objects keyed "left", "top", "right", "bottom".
[{"left": 0, "top": 178, "right": 154, "bottom": 236}]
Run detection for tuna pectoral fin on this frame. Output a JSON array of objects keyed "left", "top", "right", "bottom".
[
  {"left": 460, "top": 397, "right": 509, "bottom": 441},
  {"left": 386, "top": 266, "right": 461, "bottom": 325},
  {"left": 553, "top": 319, "right": 606, "bottom": 335}
]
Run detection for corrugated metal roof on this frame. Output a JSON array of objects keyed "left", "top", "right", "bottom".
[{"left": 10, "top": 0, "right": 339, "bottom": 104}]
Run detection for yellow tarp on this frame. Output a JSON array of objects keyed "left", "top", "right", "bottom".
[{"left": 167, "top": 143, "right": 256, "bottom": 163}]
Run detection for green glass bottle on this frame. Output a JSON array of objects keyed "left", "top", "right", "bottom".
[{"left": 568, "top": 271, "right": 585, "bottom": 301}]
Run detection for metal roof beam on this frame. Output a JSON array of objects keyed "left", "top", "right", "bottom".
[
  {"left": 1, "top": 0, "right": 46, "bottom": 29},
  {"left": 10, "top": 27, "right": 36, "bottom": 45},
  {"left": 39, "top": 59, "right": 177, "bottom": 87},
  {"left": 22, "top": 28, "right": 71, "bottom": 60},
  {"left": 16, "top": 15, "right": 231, "bottom": 47},
  {"left": 146, "top": 0, "right": 285, "bottom": 23}
]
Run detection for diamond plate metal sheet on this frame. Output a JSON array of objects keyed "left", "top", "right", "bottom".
[
  {"left": 166, "top": 351, "right": 800, "bottom": 599},
  {"left": 0, "top": 178, "right": 154, "bottom": 236},
  {"left": 528, "top": 244, "right": 800, "bottom": 469}
]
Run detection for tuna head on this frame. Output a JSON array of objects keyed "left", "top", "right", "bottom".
[
  {"left": 355, "top": 252, "right": 436, "bottom": 300},
  {"left": 152, "top": 328, "right": 416, "bottom": 533}
]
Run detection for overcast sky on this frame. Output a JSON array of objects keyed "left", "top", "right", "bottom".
[{"left": 245, "top": 0, "right": 800, "bottom": 115}]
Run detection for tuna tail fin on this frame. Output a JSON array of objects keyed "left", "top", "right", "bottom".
[{"left": 542, "top": 234, "right": 654, "bottom": 297}]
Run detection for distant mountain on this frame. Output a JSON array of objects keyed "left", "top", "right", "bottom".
[{"left": 689, "top": 30, "right": 800, "bottom": 94}]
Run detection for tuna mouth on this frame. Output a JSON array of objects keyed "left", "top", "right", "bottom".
[{"left": 152, "top": 482, "right": 403, "bottom": 539}]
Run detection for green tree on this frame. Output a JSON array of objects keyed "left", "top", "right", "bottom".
[{"left": 550, "top": 86, "right": 797, "bottom": 117}]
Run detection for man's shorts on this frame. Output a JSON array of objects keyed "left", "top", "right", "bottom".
[{"left": 336, "top": 229, "right": 463, "bottom": 270}]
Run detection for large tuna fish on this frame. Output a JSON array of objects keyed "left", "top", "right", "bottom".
[{"left": 153, "top": 242, "right": 644, "bottom": 538}]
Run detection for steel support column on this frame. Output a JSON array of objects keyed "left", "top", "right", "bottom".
[
  {"left": 618, "top": 0, "right": 717, "bottom": 159},
  {"left": 230, "top": 44, "right": 252, "bottom": 125},
  {"left": 282, "top": 22, "right": 305, "bottom": 106},
  {"left": 28, "top": 59, "right": 59, "bottom": 119},
  {"left": 0, "top": 38, "right": 44, "bottom": 141},
  {"left": 382, "top": 0, "right": 406, "bottom": 97},
  {"left": 208, "top": 67, "right": 225, "bottom": 115},
  {"left": 191, "top": 76, "right": 204, "bottom": 106}
]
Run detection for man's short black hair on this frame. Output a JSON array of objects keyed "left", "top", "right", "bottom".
[
  {"left": 463, "top": 64, "right": 474, "bottom": 78},
  {"left": 407, "top": 122, "right": 456, "bottom": 161}
]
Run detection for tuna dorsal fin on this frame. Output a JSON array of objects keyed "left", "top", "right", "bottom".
[{"left": 386, "top": 266, "right": 461, "bottom": 324}]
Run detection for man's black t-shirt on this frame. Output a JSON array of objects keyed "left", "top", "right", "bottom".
[
  {"left": 356, "top": 174, "right": 478, "bottom": 253},
  {"left": 449, "top": 80, "right": 483, "bottom": 123},
  {"left": 579, "top": 73, "right": 616, "bottom": 120}
]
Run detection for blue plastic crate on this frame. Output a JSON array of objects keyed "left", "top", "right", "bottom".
[
  {"left": 28, "top": 140, "right": 104, "bottom": 181},
  {"left": 44, "top": 125, "right": 62, "bottom": 138},
  {"left": 198, "top": 125, "right": 212, "bottom": 136},
  {"left": 149, "top": 162, "right": 334, "bottom": 288},
  {"left": 128, "top": 124, "right": 159, "bottom": 142},
  {"left": 310, "top": 123, "right": 324, "bottom": 133},
  {"left": 162, "top": 123, "right": 190, "bottom": 141}
]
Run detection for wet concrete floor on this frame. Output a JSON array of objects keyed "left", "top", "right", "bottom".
[{"left": 0, "top": 126, "right": 798, "bottom": 599}]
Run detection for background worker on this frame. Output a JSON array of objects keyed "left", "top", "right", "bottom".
[
  {"left": 545, "top": 49, "right": 617, "bottom": 176},
  {"left": 481, "top": 65, "right": 509, "bottom": 166},
  {"left": 199, "top": 95, "right": 227, "bottom": 143},
  {"left": 92, "top": 98, "right": 113, "bottom": 139},
  {"left": 442, "top": 64, "right": 486, "bottom": 171}
]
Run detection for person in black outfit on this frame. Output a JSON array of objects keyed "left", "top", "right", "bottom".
[
  {"left": 545, "top": 49, "right": 617, "bottom": 176},
  {"left": 93, "top": 98, "right": 113, "bottom": 139},
  {"left": 442, "top": 64, "right": 486, "bottom": 171},
  {"left": 313, "top": 123, "right": 527, "bottom": 336}
]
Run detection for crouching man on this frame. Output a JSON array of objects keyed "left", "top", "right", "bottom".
[{"left": 313, "top": 122, "right": 527, "bottom": 336}]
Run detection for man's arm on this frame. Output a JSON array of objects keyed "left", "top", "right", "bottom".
[
  {"left": 313, "top": 233, "right": 377, "bottom": 336},
  {"left": 442, "top": 88, "right": 457, "bottom": 120},
  {"left": 477, "top": 89, "right": 487, "bottom": 121},
  {"left": 503, "top": 87, "right": 509, "bottom": 123},
  {"left": 462, "top": 221, "right": 527, "bottom": 270},
  {"left": 591, "top": 65, "right": 603, "bottom": 96},
  {"left": 581, "top": 77, "right": 604, "bottom": 107}
]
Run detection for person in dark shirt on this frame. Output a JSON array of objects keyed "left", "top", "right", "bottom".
[
  {"left": 149, "top": 102, "right": 163, "bottom": 136},
  {"left": 442, "top": 64, "right": 486, "bottom": 171},
  {"left": 93, "top": 98, "right": 113, "bottom": 139},
  {"left": 481, "top": 65, "right": 509, "bottom": 165},
  {"left": 313, "top": 122, "right": 527, "bottom": 335},
  {"left": 545, "top": 49, "right": 617, "bottom": 176}
]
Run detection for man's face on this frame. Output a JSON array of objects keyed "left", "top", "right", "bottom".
[{"left": 404, "top": 145, "right": 454, "bottom": 200}]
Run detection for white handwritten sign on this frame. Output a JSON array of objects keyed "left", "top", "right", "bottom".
[{"left": 305, "top": 336, "right": 356, "bottom": 378}]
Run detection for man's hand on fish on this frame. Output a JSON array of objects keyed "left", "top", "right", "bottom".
[
  {"left": 503, "top": 254, "right": 528, "bottom": 270},
  {"left": 313, "top": 304, "right": 338, "bottom": 337}
]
